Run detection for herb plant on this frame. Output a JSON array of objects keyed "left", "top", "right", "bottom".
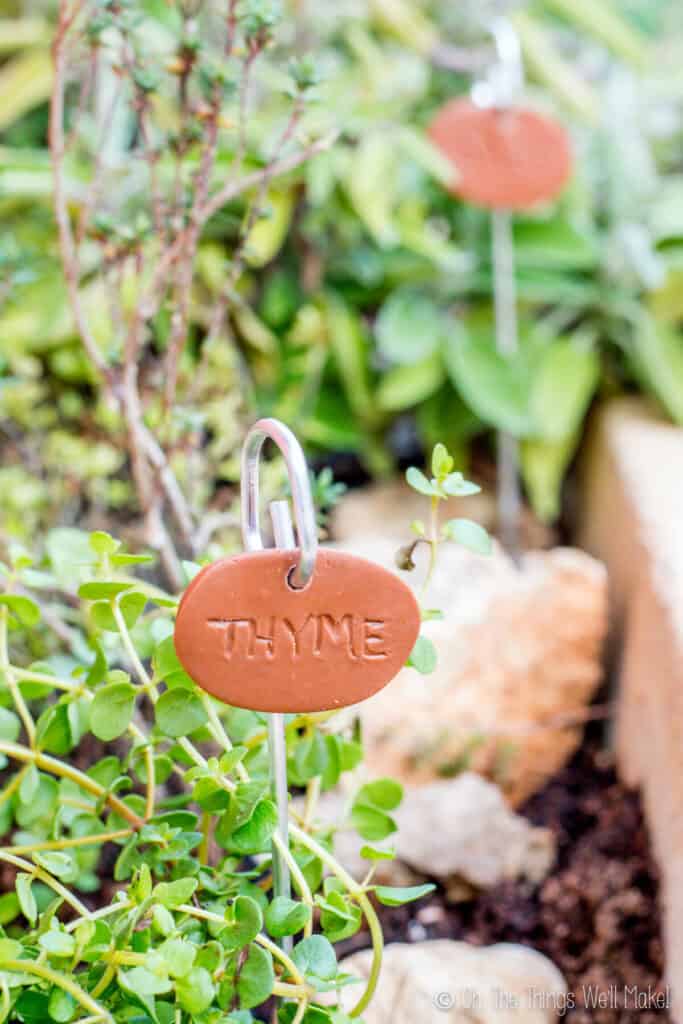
[
  {"left": 44, "top": 0, "right": 331, "bottom": 589},
  {"left": 0, "top": 442, "right": 486, "bottom": 1023}
]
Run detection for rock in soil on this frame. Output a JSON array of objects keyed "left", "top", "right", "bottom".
[
  {"left": 332, "top": 940, "right": 567, "bottom": 1022},
  {"left": 336, "top": 537, "right": 607, "bottom": 805},
  {"left": 318, "top": 774, "right": 554, "bottom": 885},
  {"left": 392, "top": 774, "right": 555, "bottom": 884}
]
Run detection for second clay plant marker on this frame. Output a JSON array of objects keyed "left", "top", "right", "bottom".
[
  {"left": 429, "top": 17, "right": 572, "bottom": 560},
  {"left": 174, "top": 418, "right": 421, "bottom": 950}
]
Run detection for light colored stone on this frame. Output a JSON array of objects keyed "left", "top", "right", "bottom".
[
  {"left": 331, "top": 940, "right": 567, "bottom": 1022},
  {"left": 577, "top": 397, "right": 683, "bottom": 1021},
  {"left": 336, "top": 537, "right": 607, "bottom": 805},
  {"left": 313, "top": 775, "right": 554, "bottom": 885},
  {"left": 392, "top": 774, "right": 555, "bottom": 883}
]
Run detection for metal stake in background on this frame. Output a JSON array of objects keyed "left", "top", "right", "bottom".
[
  {"left": 475, "top": 17, "right": 524, "bottom": 562},
  {"left": 240, "top": 418, "right": 318, "bottom": 950}
]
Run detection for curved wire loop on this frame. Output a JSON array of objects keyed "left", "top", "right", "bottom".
[
  {"left": 240, "top": 418, "right": 317, "bottom": 588},
  {"left": 473, "top": 15, "right": 524, "bottom": 109}
]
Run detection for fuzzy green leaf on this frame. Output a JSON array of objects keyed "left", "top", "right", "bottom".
[
  {"left": 349, "top": 804, "right": 397, "bottom": 841},
  {"left": 443, "top": 518, "right": 492, "bottom": 555},
  {"left": 431, "top": 442, "right": 453, "bottom": 478},
  {"left": 0, "top": 706, "right": 20, "bottom": 743},
  {"left": 90, "top": 681, "right": 136, "bottom": 741},
  {"left": 155, "top": 686, "right": 208, "bottom": 738},
  {"left": 119, "top": 591, "right": 146, "bottom": 628},
  {"left": 88, "top": 532, "right": 120, "bottom": 555},
  {"left": 0, "top": 594, "right": 40, "bottom": 627},
  {"left": 221, "top": 895, "right": 263, "bottom": 952},
  {"left": 445, "top": 327, "right": 535, "bottom": 436},
  {"left": 351, "top": 778, "right": 403, "bottom": 841},
  {"left": 153, "top": 636, "right": 183, "bottom": 680},
  {"left": 374, "top": 883, "right": 436, "bottom": 906},
  {"left": 0, "top": 894, "right": 20, "bottom": 927},
  {"left": 16, "top": 873, "right": 37, "bottom": 924},
  {"left": 110, "top": 552, "right": 155, "bottom": 566},
  {"left": 407, "top": 634, "right": 438, "bottom": 674},
  {"left": 237, "top": 943, "right": 275, "bottom": 1010},
  {"left": 152, "top": 904, "right": 175, "bottom": 937},
  {"left": 118, "top": 965, "right": 173, "bottom": 1012},
  {"left": 224, "top": 799, "right": 278, "bottom": 856},
  {"left": 441, "top": 472, "right": 481, "bottom": 497},
  {"left": 355, "top": 778, "right": 403, "bottom": 811},
  {"left": 375, "top": 288, "right": 445, "bottom": 366},
  {"left": 47, "top": 987, "right": 77, "bottom": 1023},
  {"left": 89, "top": 602, "right": 117, "bottom": 631},
  {"left": 264, "top": 897, "right": 311, "bottom": 938},
  {"left": 153, "top": 877, "right": 198, "bottom": 909},
  {"left": 33, "top": 851, "right": 76, "bottom": 880},
  {"left": 158, "top": 938, "right": 196, "bottom": 979},
  {"left": 360, "top": 845, "right": 396, "bottom": 861},
  {"left": 78, "top": 581, "right": 132, "bottom": 600},
  {"left": 377, "top": 355, "right": 444, "bottom": 411},
  {"left": 39, "top": 927, "right": 76, "bottom": 958},
  {"left": 0, "top": 938, "right": 22, "bottom": 965},
  {"left": 292, "top": 935, "right": 337, "bottom": 984},
  {"left": 318, "top": 889, "right": 361, "bottom": 943},
  {"left": 405, "top": 466, "right": 436, "bottom": 496},
  {"left": 176, "top": 966, "right": 215, "bottom": 1015}
]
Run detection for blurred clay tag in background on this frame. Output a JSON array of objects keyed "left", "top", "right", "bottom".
[
  {"left": 174, "top": 549, "right": 421, "bottom": 713},
  {"left": 428, "top": 97, "right": 572, "bottom": 210}
]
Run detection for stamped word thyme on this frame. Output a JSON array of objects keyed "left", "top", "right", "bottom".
[{"left": 208, "top": 614, "right": 388, "bottom": 661}]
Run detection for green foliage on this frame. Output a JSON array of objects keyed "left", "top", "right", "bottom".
[
  {"left": 403, "top": 441, "right": 491, "bottom": 571},
  {"left": 401, "top": 442, "right": 491, "bottom": 677},
  {"left": 351, "top": 778, "right": 403, "bottom": 842},
  {"left": 90, "top": 679, "right": 136, "bottom": 741},
  {"left": 0, "top": 527, "right": 442, "bottom": 1021},
  {"left": 292, "top": 934, "right": 337, "bottom": 987},
  {"left": 155, "top": 686, "right": 208, "bottom": 738},
  {"left": 374, "top": 883, "right": 436, "bottom": 907},
  {"left": 407, "top": 635, "right": 438, "bottom": 675},
  {"left": 265, "top": 896, "right": 311, "bottom": 938},
  {"left": 0, "top": 0, "right": 678, "bottom": 551},
  {"left": 442, "top": 519, "right": 492, "bottom": 555}
]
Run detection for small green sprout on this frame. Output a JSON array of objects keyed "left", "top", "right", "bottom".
[{"left": 401, "top": 442, "right": 492, "bottom": 676}]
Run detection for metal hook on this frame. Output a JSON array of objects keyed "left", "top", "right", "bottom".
[
  {"left": 472, "top": 15, "right": 524, "bottom": 110},
  {"left": 240, "top": 418, "right": 318, "bottom": 588},
  {"left": 239, "top": 417, "right": 317, "bottom": 955}
]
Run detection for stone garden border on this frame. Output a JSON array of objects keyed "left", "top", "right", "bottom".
[{"left": 579, "top": 397, "right": 683, "bottom": 1021}]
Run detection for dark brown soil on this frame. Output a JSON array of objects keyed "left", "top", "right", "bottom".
[{"left": 345, "top": 732, "right": 671, "bottom": 1021}]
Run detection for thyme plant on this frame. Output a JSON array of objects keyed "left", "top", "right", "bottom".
[
  {"left": 49, "top": 0, "right": 333, "bottom": 588},
  {"left": 0, "top": 444, "right": 486, "bottom": 1023}
]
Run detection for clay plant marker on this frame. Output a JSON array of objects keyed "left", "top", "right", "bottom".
[
  {"left": 429, "top": 17, "right": 572, "bottom": 559},
  {"left": 174, "top": 418, "right": 421, "bottom": 949}
]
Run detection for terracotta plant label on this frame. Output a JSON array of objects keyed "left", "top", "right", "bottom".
[
  {"left": 174, "top": 549, "right": 421, "bottom": 713},
  {"left": 428, "top": 97, "right": 572, "bottom": 210}
]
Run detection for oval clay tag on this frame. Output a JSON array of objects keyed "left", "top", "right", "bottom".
[
  {"left": 428, "top": 98, "right": 572, "bottom": 210},
  {"left": 174, "top": 549, "right": 421, "bottom": 713}
]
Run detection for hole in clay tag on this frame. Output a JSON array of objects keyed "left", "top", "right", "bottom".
[
  {"left": 428, "top": 98, "right": 572, "bottom": 210},
  {"left": 174, "top": 549, "right": 421, "bottom": 713}
]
